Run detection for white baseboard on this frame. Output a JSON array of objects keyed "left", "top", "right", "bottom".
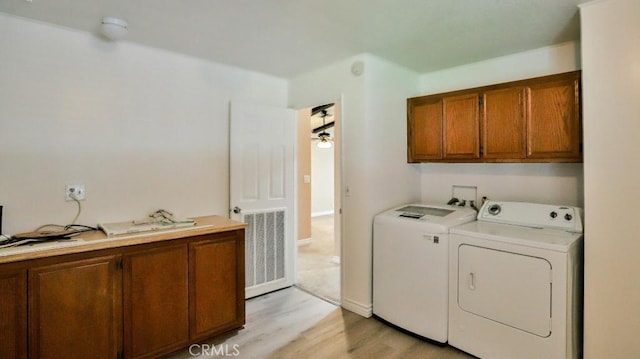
[
  {"left": 341, "top": 297, "right": 372, "bottom": 318},
  {"left": 297, "top": 238, "right": 313, "bottom": 246},
  {"left": 311, "top": 210, "right": 334, "bottom": 218}
]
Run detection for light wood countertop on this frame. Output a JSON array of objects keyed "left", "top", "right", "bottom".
[{"left": 0, "top": 215, "right": 247, "bottom": 265}]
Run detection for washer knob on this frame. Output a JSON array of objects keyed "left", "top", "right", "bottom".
[
  {"left": 488, "top": 204, "right": 501, "bottom": 215},
  {"left": 550, "top": 211, "right": 558, "bottom": 219},
  {"left": 564, "top": 213, "right": 573, "bottom": 221}
]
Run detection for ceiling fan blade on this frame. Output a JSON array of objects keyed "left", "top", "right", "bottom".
[
  {"left": 312, "top": 121, "right": 335, "bottom": 133},
  {"left": 310, "top": 103, "right": 334, "bottom": 117}
]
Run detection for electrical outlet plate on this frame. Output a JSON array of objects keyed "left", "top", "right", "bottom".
[{"left": 66, "top": 184, "right": 86, "bottom": 201}]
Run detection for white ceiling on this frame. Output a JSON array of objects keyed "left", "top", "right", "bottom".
[{"left": 0, "top": 0, "right": 588, "bottom": 79}]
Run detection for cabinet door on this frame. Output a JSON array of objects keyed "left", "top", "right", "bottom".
[
  {"left": 443, "top": 93, "right": 480, "bottom": 159},
  {"left": 29, "top": 256, "right": 121, "bottom": 359},
  {"left": 407, "top": 97, "right": 443, "bottom": 161},
  {"left": 124, "top": 244, "right": 189, "bottom": 359},
  {"left": 527, "top": 75, "right": 581, "bottom": 159},
  {"left": 482, "top": 87, "right": 527, "bottom": 159},
  {"left": 0, "top": 270, "right": 27, "bottom": 359},
  {"left": 189, "top": 232, "right": 245, "bottom": 341}
]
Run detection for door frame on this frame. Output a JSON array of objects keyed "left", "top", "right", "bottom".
[{"left": 294, "top": 97, "right": 344, "bottom": 304}]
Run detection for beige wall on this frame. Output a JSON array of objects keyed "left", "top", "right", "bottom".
[
  {"left": 0, "top": 13, "right": 288, "bottom": 233},
  {"left": 289, "top": 55, "right": 422, "bottom": 316},
  {"left": 297, "top": 108, "right": 312, "bottom": 240},
  {"left": 581, "top": 0, "right": 640, "bottom": 356}
]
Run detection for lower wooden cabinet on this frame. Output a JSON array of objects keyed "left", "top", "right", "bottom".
[
  {"left": 0, "top": 226, "right": 245, "bottom": 359},
  {"left": 124, "top": 245, "right": 189, "bottom": 359},
  {"left": 0, "top": 270, "right": 27, "bottom": 359},
  {"left": 29, "top": 256, "right": 121, "bottom": 359},
  {"left": 189, "top": 235, "right": 245, "bottom": 341}
]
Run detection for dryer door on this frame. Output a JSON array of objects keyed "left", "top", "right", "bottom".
[{"left": 457, "top": 244, "right": 552, "bottom": 337}]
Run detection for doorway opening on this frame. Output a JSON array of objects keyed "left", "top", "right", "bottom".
[{"left": 296, "top": 102, "right": 341, "bottom": 304}]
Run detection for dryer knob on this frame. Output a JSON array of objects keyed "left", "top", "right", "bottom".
[
  {"left": 550, "top": 211, "right": 558, "bottom": 219},
  {"left": 488, "top": 204, "right": 501, "bottom": 215},
  {"left": 564, "top": 213, "right": 573, "bottom": 221}
]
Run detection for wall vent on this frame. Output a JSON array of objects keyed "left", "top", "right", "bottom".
[{"left": 244, "top": 210, "right": 285, "bottom": 288}]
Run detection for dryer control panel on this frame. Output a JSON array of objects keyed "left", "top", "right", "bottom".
[{"left": 478, "top": 201, "right": 583, "bottom": 233}]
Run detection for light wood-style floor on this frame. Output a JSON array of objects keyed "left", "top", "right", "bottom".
[{"left": 168, "top": 287, "right": 474, "bottom": 359}]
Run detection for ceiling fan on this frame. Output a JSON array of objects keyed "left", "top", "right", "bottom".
[
  {"left": 313, "top": 130, "right": 333, "bottom": 149},
  {"left": 311, "top": 106, "right": 334, "bottom": 149}
]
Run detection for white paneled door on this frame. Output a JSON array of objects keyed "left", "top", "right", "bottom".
[{"left": 230, "top": 102, "right": 296, "bottom": 298}]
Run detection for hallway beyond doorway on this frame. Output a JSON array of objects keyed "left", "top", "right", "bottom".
[{"left": 296, "top": 214, "right": 340, "bottom": 304}]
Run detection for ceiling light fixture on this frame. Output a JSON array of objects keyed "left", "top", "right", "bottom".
[
  {"left": 317, "top": 133, "right": 333, "bottom": 149},
  {"left": 312, "top": 108, "right": 334, "bottom": 149},
  {"left": 100, "top": 17, "right": 128, "bottom": 41}
]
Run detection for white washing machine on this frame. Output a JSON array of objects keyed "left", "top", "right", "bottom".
[
  {"left": 373, "top": 203, "right": 477, "bottom": 342},
  {"left": 449, "top": 201, "right": 583, "bottom": 359}
]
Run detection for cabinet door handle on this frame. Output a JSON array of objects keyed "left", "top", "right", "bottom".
[{"left": 468, "top": 272, "right": 476, "bottom": 290}]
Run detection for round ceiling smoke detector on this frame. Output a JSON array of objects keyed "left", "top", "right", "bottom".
[{"left": 100, "top": 17, "right": 128, "bottom": 41}]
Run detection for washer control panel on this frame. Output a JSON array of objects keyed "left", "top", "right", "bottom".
[{"left": 478, "top": 201, "right": 583, "bottom": 233}]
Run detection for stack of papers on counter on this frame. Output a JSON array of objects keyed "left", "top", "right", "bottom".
[{"left": 98, "top": 218, "right": 196, "bottom": 236}]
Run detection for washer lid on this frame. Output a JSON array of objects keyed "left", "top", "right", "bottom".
[
  {"left": 376, "top": 203, "right": 477, "bottom": 229},
  {"left": 396, "top": 205, "right": 455, "bottom": 218},
  {"left": 451, "top": 221, "right": 582, "bottom": 252}
]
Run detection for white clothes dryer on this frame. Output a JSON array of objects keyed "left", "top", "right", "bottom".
[
  {"left": 373, "top": 203, "right": 476, "bottom": 342},
  {"left": 449, "top": 201, "right": 583, "bottom": 359}
]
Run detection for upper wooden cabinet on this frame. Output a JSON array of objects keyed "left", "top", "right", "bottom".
[
  {"left": 407, "top": 71, "right": 582, "bottom": 163},
  {"left": 482, "top": 87, "right": 527, "bottom": 159},
  {"left": 527, "top": 75, "right": 581, "bottom": 159},
  {"left": 408, "top": 93, "right": 480, "bottom": 160},
  {"left": 408, "top": 97, "right": 443, "bottom": 160},
  {"left": 443, "top": 93, "right": 480, "bottom": 159}
]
